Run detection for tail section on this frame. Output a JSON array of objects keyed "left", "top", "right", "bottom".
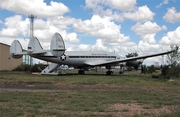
[
  {"left": 10, "top": 32, "right": 66, "bottom": 59},
  {"left": 50, "top": 32, "right": 66, "bottom": 57},
  {"left": 10, "top": 40, "right": 23, "bottom": 59},
  {"left": 28, "top": 37, "right": 43, "bottom": 52}
]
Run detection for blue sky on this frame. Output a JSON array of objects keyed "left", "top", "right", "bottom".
[{"left": 0, "top": 0, "right": 180, "bottom": 65}]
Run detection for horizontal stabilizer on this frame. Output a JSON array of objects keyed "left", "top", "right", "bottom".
[
  {"left": 50, "top": 32, "right": 66, "bottom": 57},
  {"left": 28, "top": 51, "right": 47, "bottom": 55}
]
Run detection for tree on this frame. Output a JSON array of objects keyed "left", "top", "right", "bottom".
[
  {"left": 126, "top": 52, "right": 138, "bottom": 58},
  {"left": 166, "top": 45, "right": 180, "bottom": 66},
  {"left": 161, "top": 45, "right": 180, "bottom": 79},
  {"left": 147, "top": 65, "right": 156, "bottom": 74}
]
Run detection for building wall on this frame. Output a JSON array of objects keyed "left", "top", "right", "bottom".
[{"left": 0, "top": 43, "right": 22, "bottom": 71}]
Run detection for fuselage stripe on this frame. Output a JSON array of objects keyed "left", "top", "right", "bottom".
[
  {"left": 34, "top": 55, "right": 116, "bottom": 59},
  {"left": 68, "top": 56, "right": 116, "bottom": 58}
]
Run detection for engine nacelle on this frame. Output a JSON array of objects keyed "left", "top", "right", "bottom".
[
  {"left": 10, "top": 40, "right": 23, "bottom": 59},
  {"left": 126, "top": 59, "right": 143, "bottom": 68}
]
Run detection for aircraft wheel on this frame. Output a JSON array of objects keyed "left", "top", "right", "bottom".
[
  {"left": 110, "top": 71, "right": 113, "bottom": 75},
  {"left": 81, "top": 70, "right": 85, "bottom": 75},
  {"left": 78, "top": 70, "right": 81, "bottom": 74},
  {"left": 106, "top": 71, "right": 113, "bottom": 75},
  {"left": 78, "top": 70, "right": 85, "bottom": 75},
  {"left": 106, "top": 71, "right": 109, "bottom": 75},
  {"left": 119, "top": 71, "right": 124, "bottom": 74}
]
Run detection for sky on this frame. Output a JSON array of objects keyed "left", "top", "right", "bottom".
[{"left": 0, "top": 0, "right": 180, "bottom": 65}]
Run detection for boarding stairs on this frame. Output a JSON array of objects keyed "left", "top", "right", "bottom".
[{"left": 41, "top": 63, "right": 65, "bottom": 75}]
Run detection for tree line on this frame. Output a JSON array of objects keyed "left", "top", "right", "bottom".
[{"left": 126, "top": 45, "right": 180, "bottom": 79}]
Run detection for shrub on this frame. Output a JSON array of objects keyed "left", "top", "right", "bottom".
[
  {"left": 13, "top": 64, "right": 45, "bottom": 72},
  {"left": 151, "top": 73, "right": 159, "bottom": 78},
  {"left": 147, "top": 65, "right": 156, "bottom": 74},
  {"left": 141, "top": 65, "right": 147, "bottom": 74},
  {"left": 13, "top": 64, "right": 31, "bottom": 71},
  {"left": 161, "top": 65, "right": 180, "bottom": 79},
  {"left": 161, "top": 65, "right": 169, "bottom": 76}
]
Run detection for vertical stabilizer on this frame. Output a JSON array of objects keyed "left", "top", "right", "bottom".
[
  {"left": 10, "top": 40, "right": 23, "bottom": 59},
  {"left": 50, "top": 32, "right": 66, "bottom": 57},
  {"left": 28, "top": 37, "right": 43, "bottom": 52}
]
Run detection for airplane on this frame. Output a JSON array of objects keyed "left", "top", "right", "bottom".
[{"left": 10, "top": 32, "right": 174, "bottom": 75}]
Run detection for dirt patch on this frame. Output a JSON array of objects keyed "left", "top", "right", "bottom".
[{"left": 109, "top": 103, "right": 172, "bottom": 117}]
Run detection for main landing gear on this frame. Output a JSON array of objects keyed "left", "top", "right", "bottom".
[
  {"left": 106, "top": 71, "right": 113, "bottom": 75},
  {"left": 78, "top": 69, "right": 85, "bottom": 75},
  {"left": 106, "top": 66, "right": 114, "bottom": 75}
]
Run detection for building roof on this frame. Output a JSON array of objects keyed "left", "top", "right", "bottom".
[{"left": 0, "top": 42, "right": 10, "bottom": 47}]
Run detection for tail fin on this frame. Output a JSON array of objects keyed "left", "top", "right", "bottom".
[
  {"left": 10, "top": 40, "right": 23, "bottom": 59},
  {"left": 50, "top": 32, "right": 66, "bottom": 56},
  {"left": 28, "top": 37, "right": 43, "bottom": 52}
]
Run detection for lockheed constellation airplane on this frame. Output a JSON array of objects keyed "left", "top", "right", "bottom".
[{"left": 10, "top": 32, "right": 174, "bottom": 75}]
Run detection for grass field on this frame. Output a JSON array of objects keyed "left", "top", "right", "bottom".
[{"left": 0, "top": 71, "right": 180, "bottom": 117}]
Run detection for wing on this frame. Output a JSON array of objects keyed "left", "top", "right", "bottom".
[{"left": 85, "top": 50, "right": 174, "bottom": 66}]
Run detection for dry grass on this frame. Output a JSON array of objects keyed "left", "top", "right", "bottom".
[{"left": 109, "top": 103, "right": 173, "bottom": 117}]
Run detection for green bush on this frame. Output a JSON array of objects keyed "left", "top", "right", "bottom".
[
  {"left": 151, "top": 73, "right": 159, "bottom": 78},
  {"left": 13, "top": 64, "right": 45, "bottom": 72},
  {"left": 161, "top": 65, "right": 180, "bottom": 79},
  {"left": 147, "top": 65, "right": 156, "bottom": 74},
  {"left": 141, "top": 65, "right": 147, "bottom": 74},
  {"left": 161, "top": 65, "right": 169, "bottom": 76},
  {"left": 13, "top": 64, "right": 31, "bottom": 71}
]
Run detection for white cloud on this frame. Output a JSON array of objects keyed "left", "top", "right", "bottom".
[
  {"left": 0, "top": 15, "right": 80, "bottom": 50},
  {"left": 34, "top": 19, "right": 49, "bottom": 30},
  {"left": 0, "top": 0, "right": 69, "bottom": 18},
  {"left": 131, "top": 21, "right": 162, "bottom": 36},
  {"left": 159, "top": 26, "right": 180, "bottom": 45},
  {"left": 162, "top": 25, "right": 167, "bottom": 30},
  {"left": 76, "top": 39, "right": 107, "bottom": 51},
  {"left": 142, "top": 34, "right": 156, "bottom": 44},
  {"left": 85, "top": 1, "right": 155, "bottom": 23},
  {"left": 112, "top": 42, "right": 138, "bottom": 56},
  {"left": 79, "top": 44, "right": 90, "bottom": 51},
  {"left": 131, "top": 21, "right": 169, "bottom": 46},
  {"left": 85, "top": 0, "right": 136, "bottom": 11},
  {"left": 34, "top": 27, "right": 80, "bottom": 44},
  {"left": 138, "top": 40, "right": 159, "bottom": 53},
  {"left": 65, "top": 32, "right": 80, "bottom": 44},
  {"left": 123, "top": 5, "right": 155, "bottom": 22},
  {"left": 92, "top": 39, "right": 107, "bottom": 51},
  {"left": 0, "top": 15, "right": 29, "bottom": 37},
  {"left": 49, "top": 16, "right": 77, "bottom": 29},
  {"left": 85, "top": 0, "right": 137, "bottom": 22},
  {"left": 73, "top": 15, "right": 129, "bottom": 45},
  {"left": 156, "top": 0, "right": 169, "bottom": 8},
  {"left": 104, "top": 0, "right": 136, "bottom": 11},
  {"left": 163, "top": 7, "right": 180, "bottom": 23}
]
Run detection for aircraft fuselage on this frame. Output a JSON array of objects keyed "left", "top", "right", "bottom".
[{"left": 33, "top": 51, "right": 121, "bottom": 67}]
